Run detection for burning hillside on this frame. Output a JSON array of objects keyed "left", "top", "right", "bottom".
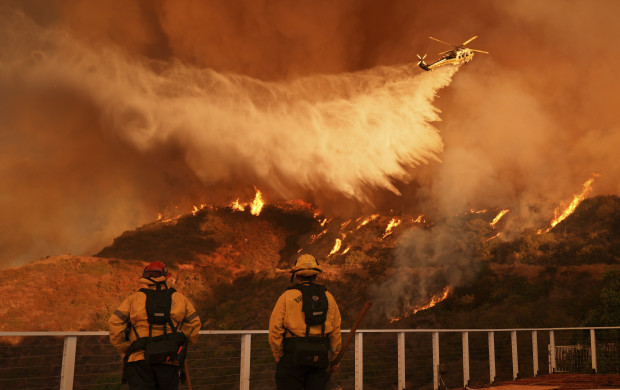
[
  {"left": 96, "top": 192, "right": 428, "bottom": 272},
  {"left": 2, "top": 1, "right": 620, "bottom": 271},
  {"left": 2, "top": 1, "right": 620, "bottom": 333},
  {"left": 0, "top": 193, "right": 619, "bottom": 331}
]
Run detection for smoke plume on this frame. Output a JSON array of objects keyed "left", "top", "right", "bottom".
[
  {"left": 2, "top": 0, "right": 620, "bottom": 325},
  {"left": 0, "top": 8, "right": 453, "bottom": 266}
]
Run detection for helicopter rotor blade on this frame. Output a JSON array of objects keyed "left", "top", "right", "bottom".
[
  {"left": 416, "top": 53, "right": 427, "bottom": 65},
  {"left": 437, "top": 50, "right": 452, "bottom": 56},
  {"left": 429, "top": 36, "right": 455, "bottom": 47},
  {"left": 461, "top": 35, "right": 478, "bottom": 46},
  {"left": 471, "top": 49, "right": 489, "bottom": 54}
]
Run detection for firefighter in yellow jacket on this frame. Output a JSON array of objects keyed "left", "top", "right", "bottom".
[
  {"left": 269, "top": 254, "right": 342, "bottom": 390},
  {"left": 109, "top": 261, "right": 201, "bottom": 390}
]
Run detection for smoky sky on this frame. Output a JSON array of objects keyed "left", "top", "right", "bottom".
[{"left": 1, "top": 0, "right": 619, "bottom": 268}]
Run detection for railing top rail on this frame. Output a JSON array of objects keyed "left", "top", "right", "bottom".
[{"left": 1, "top": 326, "right": 619, "bottom": 337}]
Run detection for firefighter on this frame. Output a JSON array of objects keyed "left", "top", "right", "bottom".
[
  {"left": 269, "top": 254, "right": 342, "bottom": 390},
  {"left": 109, "top": 261, "right": 201, "bottom": 390}
]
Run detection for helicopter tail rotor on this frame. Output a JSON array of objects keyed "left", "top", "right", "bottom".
[
  {"left": 417, "top": 54, "right": 430, "bottom": 71},
  {"left": 416, "top": 53, "right": 427, "bottom": 66}
]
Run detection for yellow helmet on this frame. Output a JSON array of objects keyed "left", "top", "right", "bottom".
[{"left": 291, "top": 254, "right": 322, "bottom": 277}]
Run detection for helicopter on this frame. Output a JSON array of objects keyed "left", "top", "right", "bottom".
[{"left": 417, "top": 35, "right": 489, "bottom": 71}]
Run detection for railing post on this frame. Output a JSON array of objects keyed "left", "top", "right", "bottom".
[
  {"left": 488, "top": 331, "right": 495, "bottom": 384},
  {"left": 398, "top": 332, "right": 406, "bottom": 390},
  {"left": 511, "top": 330, "right": 519, "bottom": 379},
  {"left": 462, "top": 331, "right": 470, "bottom": 387},
  {"left": 355, "top": 332, "right": 364, "bottom": 390},
  {"left": 549, "top": 330, "right": 556, "bottom": 373},
  {"left": 432, "top": 332, "right": 440, "bottom": 390},
  {"left": 240, "top": 333, "right": 251, "bottom": 390},
  {"left": 60, "top": 336, "right": 77, "bottom": 390},
  {"left": 590, "top": 329, "right": 597, "bottom": 373},
  {"left": 532, "top": 330, "right": 539, "bottom": 376}
]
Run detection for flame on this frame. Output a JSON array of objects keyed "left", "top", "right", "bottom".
[
  {"left": 230, "top": 199, "right": 245, "bottom": 212},
  {"left": 382, "top": 218, "right": 402, "bottom": 238},
  {"left": 250, "top": 189, "right": 264, "bottom": 216},
  {"left": 490, "top": 209, "right": 510, "bottom": 228},
  {"left": 546, "top": 173, "right": 600, "bottom": 231},
  {"left": 390, "top": 286, "right": 451, "bottom": 323},
  {"left": 413, "top": 214, "right": 425, "bottom": 223},
  {"left": 310, "top": 229, "right": 329, "bottom": 243},
  {"left": 191, "top": 204, "right": 209, "bottom": 216},
  {"left": 328, "top": 238, "right": 342, "bottom": 256},
  {"left": 342, "top": 246, "right": 351, "bottom": 255},
  {"left": 340, "top": 220, "right": 351, "bottom": 229},
  {"left": 486, "top": 232, "right": 502, "bottom": 242},
  {"left": 229, "top": 188, "right": 264, "bottom": 216},
  {"left": 320, "top": 218, "right": 330, "bottom": 227},
  {"left": 357, "top": 214, "right": 379, "bottom": 230},
  {"left": 469, "top": 209, "right": 488, "bottom": 214},
  {"left": 155, "top": 208, "right": 181, "bottom": 223}
]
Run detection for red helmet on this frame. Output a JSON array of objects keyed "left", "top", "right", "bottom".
[{"left": 142, "top": 261, "right": 170, "bottom": 279}]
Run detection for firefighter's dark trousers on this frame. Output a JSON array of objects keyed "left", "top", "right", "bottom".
[
  {"left": 126, "top": 360, "right": 179, "bottom": 390},
  {"left": 275, "top": 353, "right": 328, "bottom": 390}
]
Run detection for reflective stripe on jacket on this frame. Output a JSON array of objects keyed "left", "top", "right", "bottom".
[
  {"left": 268, "top": 284, "right": 341, "bottom": 362},
  {"left": 108, "top": 281, "right": 201, "bottom": 362}
]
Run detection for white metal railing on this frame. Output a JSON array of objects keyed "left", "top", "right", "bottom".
[{"left": 1, "top": 327, "right": 618, "bottom": 390}]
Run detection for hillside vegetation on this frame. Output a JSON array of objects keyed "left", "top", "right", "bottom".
[{"left": 1, "top": 195, "right": 619, "bottom": 331}]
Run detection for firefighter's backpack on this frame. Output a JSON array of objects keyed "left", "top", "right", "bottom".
[
  {"left": 285, "top": 283, "right": 330, "bottom": 368},
  {"left": 127, "top": 287, "right": 187, "bottom": 364}
]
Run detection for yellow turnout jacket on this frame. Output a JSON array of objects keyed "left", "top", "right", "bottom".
[
  {"left": 269, "top": 282, "right": 341, "bottom": 362},
  {"left": 108, "top": 278, "right": 201, "bottom": 362}
]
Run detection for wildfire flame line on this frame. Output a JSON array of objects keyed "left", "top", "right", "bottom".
[
  {"left": 382, "top": 218, "right": 402, "bottom": 239},
  {"left": 310, "top": 229, "right": 328, "bottom": 243},
  {"left": 328, "top": 238, "right": 342, "bottom": 256},
  {"left": 490, "top": 209, "right": 510, "bottom": 228},
  {"left": 229, "top": 188, "right": 265, "bottom": 216},
  {"left": 357, "top": 214, "right": 379, "bottom": 230},
  {"left": 230, "top": 199, "right": 245, "bottom": 212},
  {"left": 545, "top": 173, "right": 600, "bottom": 232},
  {"left": 390, "top": 286, "right": 451, "bottom": 323},
  {"left": 250, "top": 189, "right": 264, "bottom": 216},
  {"left": 486, "top": 232, "right": 501, "bottom": 242}
]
